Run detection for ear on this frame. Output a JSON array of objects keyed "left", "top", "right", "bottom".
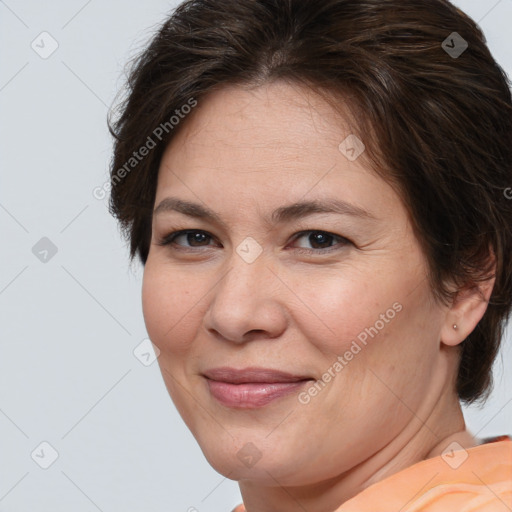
[{"left": 440, "top": 254, "right": 496, "bottom": 347}]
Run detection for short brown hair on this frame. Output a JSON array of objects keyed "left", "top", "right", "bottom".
[{"left": 108, "top": 0, "right": 512, "bottom": 404}]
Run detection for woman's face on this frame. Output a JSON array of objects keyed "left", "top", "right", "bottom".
[{"left": 142, "top": 81, "right": 453, "bottom": 485}]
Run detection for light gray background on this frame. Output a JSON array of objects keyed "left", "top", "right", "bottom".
[{"left": 1, "top": 1, "right": 511, "bottom": 511}]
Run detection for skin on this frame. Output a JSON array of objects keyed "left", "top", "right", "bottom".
[{"left": 142, "top": 80, "right": 495, "bottom": 512}]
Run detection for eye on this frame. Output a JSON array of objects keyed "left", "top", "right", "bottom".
[
  {"left": 156, "top": 229, "right": 351, "bottom": 254},
  {"left": 289, "top": 230, "right": 350, "bottom": 254},
  {"left": 156, "top": 229, "right": 218, "bottom": 250}
]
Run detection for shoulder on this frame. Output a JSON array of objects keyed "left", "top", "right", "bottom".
[
  {"left": 229, "top": 438, "right": 512, "bottom": 512},
  {"left": 339, "top": 436, "right": 512, "bottom": 511}
]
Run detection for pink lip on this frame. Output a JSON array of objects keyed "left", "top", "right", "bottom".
[{"left": 203, "top": 367, "right": 313, "bottom": 408}]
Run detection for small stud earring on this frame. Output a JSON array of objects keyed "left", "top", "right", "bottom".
[{"left": 453, "top": 324, "right": 458, "bottom": 330}]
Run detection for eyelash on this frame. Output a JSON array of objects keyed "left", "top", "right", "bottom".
[{"left": 156, "top": 229, "right": 351, "bottom": 255}]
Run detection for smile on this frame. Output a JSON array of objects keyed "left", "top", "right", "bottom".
[{"left": 202, "top": 367, "right": 314, "bottom": 408}]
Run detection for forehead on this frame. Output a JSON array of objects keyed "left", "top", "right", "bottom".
[
  {"left": 166, "top": 81, "right": 357, "bottom": 161},
  {"left": 155, "top": 81, "right": 401, "bottom": 222}
]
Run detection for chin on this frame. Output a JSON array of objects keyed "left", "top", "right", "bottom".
[{"left": 195, "top": 432, "right": 311, "bottom": 485}]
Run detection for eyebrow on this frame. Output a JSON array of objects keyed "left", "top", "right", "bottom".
[{"left": 153, "top": 196, "right": 376, "bottom": 228}]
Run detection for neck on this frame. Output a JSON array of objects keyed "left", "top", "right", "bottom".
[{"left": 238, "top": 380, "right": 474, "bottom": 512}]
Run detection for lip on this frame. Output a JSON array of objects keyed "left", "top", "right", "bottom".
[
  {"left": 202, "top": 367, "right": 314, "bottom": 408},
  {"left": 203, "top": 367, "right": 312, "bottom": 383}
]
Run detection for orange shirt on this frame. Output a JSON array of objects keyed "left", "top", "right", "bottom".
[{"left": 231, "top": 435, "right": 512, "bottom": 512}]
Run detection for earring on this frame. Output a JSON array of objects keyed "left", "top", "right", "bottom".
[{"left": 453, "top": 324, "right": 458, "bottom": 330}]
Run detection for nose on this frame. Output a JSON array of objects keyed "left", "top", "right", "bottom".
[{"left": 202, "top": 251, "right": 288, "bottom": 344}]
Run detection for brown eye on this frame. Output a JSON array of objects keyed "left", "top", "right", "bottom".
[
  {"left": 291, "top": 230, "right": 350, "bottom": 254},
  {"left": 158, "top": 230, "right": 217, "bottom": 248}
]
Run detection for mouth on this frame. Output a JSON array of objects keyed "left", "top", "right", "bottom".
[{"left": 202, "top": 367, "right": 314, "bottom": 408}]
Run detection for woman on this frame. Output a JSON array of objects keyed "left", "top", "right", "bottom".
[{"left": 108, "top": 0, "right": 512, "bottom": 510}]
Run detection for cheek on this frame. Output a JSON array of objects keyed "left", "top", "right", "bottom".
[
  {"left": 297, "top": 260, "right": 437, "bottom": 388},
  {"left": 141, "top": 262, "right": 204, "bottom": 355},
  {"left": 320, "top": 275, "right": 439, "bottom": 409},
  {"left": 293, "top": 268, "right": 400, "bottom": 356}
]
